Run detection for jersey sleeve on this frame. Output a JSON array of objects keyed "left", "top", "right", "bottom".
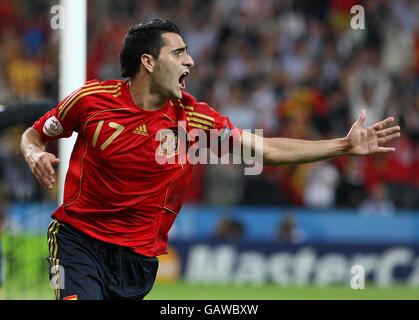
[
  {"left": 190, "top": 101, "right": 243, "bottom": 145},
  {"left": 180, "top": 92, "right": 242, "bottom": 157},
  {"left": 32, "top": 80, "right": 97, "bottom": 141}
]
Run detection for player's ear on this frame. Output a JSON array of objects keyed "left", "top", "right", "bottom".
[{"left": 140, "top": 53, "right": 155, "bottom": 73}]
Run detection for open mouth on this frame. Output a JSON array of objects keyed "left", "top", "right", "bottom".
[{"left": 178, "top": 71, "right": 189, "bottom": 90}]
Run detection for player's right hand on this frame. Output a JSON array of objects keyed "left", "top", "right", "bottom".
[{"left": 27, "top": 152, "right": 60, "bottom": 190}]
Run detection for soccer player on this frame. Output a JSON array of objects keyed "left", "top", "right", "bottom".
[{"left": 20, "top": 19, "right": 400, "bottom": 300}]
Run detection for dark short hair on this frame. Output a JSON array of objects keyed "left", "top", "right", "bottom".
[{"left": 120, "top": 19, "right": 182, "bottom": 78}]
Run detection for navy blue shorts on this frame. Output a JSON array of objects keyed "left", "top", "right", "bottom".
[{"left": 47, "top": 219, "right": 159, "bottom": 300}]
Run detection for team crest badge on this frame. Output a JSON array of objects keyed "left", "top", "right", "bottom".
[
  {"left": 158, "top": 129, "right": 179, "bottom": 158},
  {"left": 43, "top": 116, "right": 64, "bottom": 137}
]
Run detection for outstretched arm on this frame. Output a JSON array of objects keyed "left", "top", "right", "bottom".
[
  {"left": 21, "top": 127, "right": 60, "bottom": 189},
  {"left": 241, "top": 110, "right": 401, "bottom": 166}
]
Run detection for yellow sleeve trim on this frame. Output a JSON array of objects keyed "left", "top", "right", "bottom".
[
  {"left": 188, "top": 122, "right": 211, "bottom": 130},
  {"left": 187, "top": 117, "right": 215, "bottom": 127},
  {"left": 59, "top": 85, "right": 122, "bottom": 119},
  {"left": 185, "top": 111, "right": 215, "bottom": 122}
]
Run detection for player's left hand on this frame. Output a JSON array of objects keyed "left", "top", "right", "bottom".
[{"left": 346, "top": 109, "right": 401, "bottom": 156}]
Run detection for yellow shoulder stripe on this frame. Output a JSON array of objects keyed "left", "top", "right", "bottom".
[
  {"left": 187, "top": 117, "right": 215, "bottom": 127},
  {"left": 188, "top": 122, "right": 211, "bottom": 130},
  {"left": 185, "top": 111, "right": 215, "bottom": 122},
  {"left": 176, "top": 102, "right": 194, "bottom": 111},
  {"left": 60, "top": 86, "right": 121, "bottom": 119},
  {"left": 175, "top": 101, "right": 194, "bottom": 111},
  {"left": 58, "top": 83, "right": 121, "bottom": 116},
  {"left": 58, "top": 81, "right": 101, "bottom": 111},
  {"left": 174, "top": 100, "right": 216, "bottom": 122}
]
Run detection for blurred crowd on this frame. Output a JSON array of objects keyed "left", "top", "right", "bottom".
[{"left": 0, "top": 0, "right": 418, "bottom": 211}]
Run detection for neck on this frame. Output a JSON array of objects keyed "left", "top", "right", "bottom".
[{"left": 128, "top": 76, "right": 167, "bottom": 111}]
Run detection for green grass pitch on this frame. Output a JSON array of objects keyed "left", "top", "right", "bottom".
[
  {"left": 1, "top": 281, "right": 418, "bottom": 300},
  {"left": 146, "top": 281, "right": 419, "bottom": 300}
]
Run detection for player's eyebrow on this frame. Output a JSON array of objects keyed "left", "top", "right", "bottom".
[{"left": 171, "top": 46, "right": 187, "bottom": 54}]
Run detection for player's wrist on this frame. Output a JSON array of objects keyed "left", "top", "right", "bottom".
[
  {"left": 24, "top": 147, "right": 45, "bottom": 166},
  {"left": 335, "top": 137, "right": 351, "bottom": 156}
]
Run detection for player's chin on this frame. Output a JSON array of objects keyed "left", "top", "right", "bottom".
[{"left": 171, "top": 86, "right": 183, "bottom": 99}]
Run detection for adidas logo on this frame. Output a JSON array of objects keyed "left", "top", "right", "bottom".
[{"left": 133, "top": 124, "right": 148, "bottom": 136}]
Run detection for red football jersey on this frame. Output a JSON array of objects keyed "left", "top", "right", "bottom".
[{"left": 33, "top": 79, "right": 241, "bottom": 256}]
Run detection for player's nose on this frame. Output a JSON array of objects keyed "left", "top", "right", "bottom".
[{"left": 184, "top": 53, "right": 194, "bottom": 68}]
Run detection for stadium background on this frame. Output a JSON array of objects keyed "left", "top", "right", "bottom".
[{"left": 0, "top": 0, "right": 418, "bottom": 299}]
